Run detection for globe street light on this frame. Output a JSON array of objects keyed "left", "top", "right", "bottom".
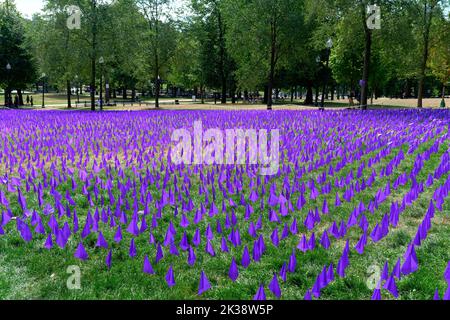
[
  {"left": 326, "top": 38, "right": 334, "bottom": 50},
  {"left": 320, "top": 38, "right": 333, "bottom": 111},
  {"left": 41, "top": 73, "right": 46, "bottom": 108},
  {"left": 99, "top": 57, "right": 104, "bottom": 111}
]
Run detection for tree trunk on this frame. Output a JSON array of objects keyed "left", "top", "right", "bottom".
[
  {"left": 105, "top": 79, "right": 110, "bottom": 104},
  {"left": 172, "top": 86, "right": 177, "bottom": 98},
  {"left": 304, "top": 83, "right": 313, "bottom": 105},
  {"left": 155, "top": 79, "right": 160, "bottom": 109},
  {"left": 217, "top": 10, "right": 227, "bottom": 104},
  {"left": 221, "top": 83, "right": 227, "bottom": 104},
  {"left": 90, "top": 0, "right": 97, "bottom": 111},
  {"left": 90, "top": 60, "right": 96, "bottom": 111},
  {"left": 267, "top": 74, "right": 274, "bottom": 109},
  {"left": 315, "top": 86, "right": 319, "bottom": 105},
  {"left": 267, "top": 20, "right": 277, "bottom": 110},
  {"left": 417, "top": 2, "right": 434, "bottom": 108},
  {"left": 360, "top": 4, "right": 372, "bottom": 110},
  {"left": 404, "top": 79, "right": 412, "bottom": 98},
  {"left": 18, "top": 89, "right": 23, "bottom": 106},
  {"left": 263, "top": 85, "right": 268, "bottom": 105},
  {"left": 200, "top": 84, "right": 205, "bottom": 104},
  {"left": 150, "top": 1, "right": 161, "bottom": 109},
  {"left": 123, "top": 88, "right": 127, "bottom": 100},
  {"left": 67, "top": 79, "right": 72, "bottom": 108}
]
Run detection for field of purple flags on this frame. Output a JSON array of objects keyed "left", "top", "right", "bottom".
[{"left": 0, "top": 109, "right": 449, "bottom": 300}]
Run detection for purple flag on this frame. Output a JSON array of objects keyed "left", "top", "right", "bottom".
[
  {"left": 221, "top": 236, "right": 229, "bottom": 253},
  {"left": 280, "top": 263, "right": 287, "bottom": 282},
  {"left": 74, "top": 242, "right": 89, "bottom": 261},
  {"left": 44, "top": 233, "right": 53, "bottom": 249},
  {"left": 392, "top": 258, "right": 401, "bottom": 279},
  {"left": 297, "top": 234, "right": 308, "bottom": 252},
  {"left": 229, "top": 257, "right": 239, "bottom": 281},
  {"left": 156, "top": 243, "right": 164, "bottom": 263},
  {"left": 336, "top": 243, "right": 349, "bottom": 277},
  {"left": 401, "top": 249, "right": 418, "bottom": 275},
  {"left": 288, "top": 250, "right": 296, "bottom": 273},
  {"left": 254, "top": 284, "right": 266, "bottom": 300},
  {"left": 96, "top": 232, "right": 108, "bottom": 249},
  {"left": 114, "top": 226, "right": 123, "bottom": 243},
  {"left": 188, "top": 246, "right": 196, "bottom": 266},
  {"left": 205, "top": 240, "right": 216, "bottom": 257},
  {"left": 170, "top": 242, "right": 180, "bottom": 256},
  {"left": 180, "top": 231, "right": 189, "bottom": 251},
  {"left": 433, "top": 288, "right": 440, "bottom": 300},
  {"left": 241, "top": 246, "right": 251, "bottom": 268},
  {"left": 383, "top": 275, "right": 399, "bottom": 298},
  {"left": 268, "top": 273, "right": 281, "bottom": 298},
  {"left": 371, "top": 288, "right": 382, "bottom": 300},
  {"left": 271, "top": 228, "right": 279, "bottom": 247},
  {"left": 105, "top": 249, "right": 112, "bottom": 270},
  {"left": 320, "top": 231, "right": 331, "bottom": 250},
  {"left": 165, "top": 265, "right": 176, "bottom": 287},
  {"left": 129, "top": 238, "right": 137, "bottom": 258},
  {"left": 198, "top": 271, "right": 211, "bottom": 295},
  {"left": 304, "top": 289, "right": 312, "bottom": 300},
  {"left": 143, "top": 255, "right": 155, "bottom": 274},
  {"left": 355, "top": 232, "right": 367, "bottom": 254},
  {"left": 311, "top": 279, "right": 321, "bottom": 299},
  {"left": 381, "top": 262, "right": 389, "bottom": 281}
]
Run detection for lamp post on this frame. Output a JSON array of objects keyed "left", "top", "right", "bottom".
[
  {"left": 5, "top": 63, "right": 11, "bottom": 107},
  {"left": 315, "top": 56, "right": 321, "bottom": 107},
  {"left": 41, "top": 73, "right": 46, "bottom": 108},
  {"left": 75, "top": 75, "right": 80, "bottom": 105},
  {"left": 99, "top": 56, "right": 104, "bottom": 111},
  {"left": 319, "top": 38, "right": 333, "bottom": 111},
  {"left": 155, "top": 75, "right": 161, "bottom": 109}
]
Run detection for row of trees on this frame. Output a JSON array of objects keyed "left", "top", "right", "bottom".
[{"left": 1, "top": 0, "right": 449, "bottom": 110}]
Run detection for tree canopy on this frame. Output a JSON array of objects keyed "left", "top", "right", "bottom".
[{"left": 1, "top": 0, "right": 449, "bottom": 109}]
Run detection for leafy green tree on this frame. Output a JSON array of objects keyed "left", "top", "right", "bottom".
[
  {"left": 28, "top": 2, "right": 85, "bottom": 108},
  {"left": 413, "top": 0, "right": 448, "bottom": 107},
  {"left": 0, "top": 1, "right": 37, "bottom": 106},
  {"left": 191, "top": 0, "right": 236, "bottom": 104},
  {"left": 224, "top": 0, "right": 305, "bottom": 109},
  {"left": 136, "top": 0, "right": 177, "bottom": 108},
  {"left": 105, "top": 0, "right": 148, "bottom": 102},
  {"left": 168, "top": 22, "right": 204, "bottom": 99},
  {"left": 429, "top": 13, "right": 450, "bottom": 101}
]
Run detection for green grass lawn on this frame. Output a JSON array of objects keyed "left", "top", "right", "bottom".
[{"left": 0, "top": 121, "right": 448, "bottom": 300}]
